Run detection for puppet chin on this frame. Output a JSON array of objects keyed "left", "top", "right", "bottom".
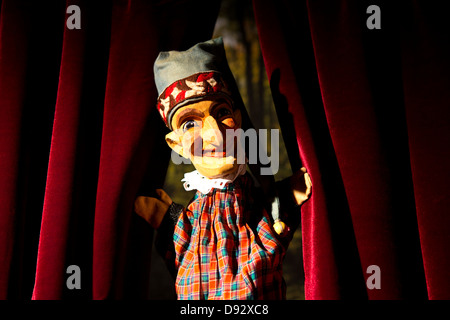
[{"left": 191, "top": 155, "right": 239, "bottom": 179}]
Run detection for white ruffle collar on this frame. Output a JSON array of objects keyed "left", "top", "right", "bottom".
[{"left": 181, "top": 164, "right": 247, "bottom": 194}]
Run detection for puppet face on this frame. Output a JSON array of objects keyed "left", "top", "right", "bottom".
[{"left": 165, "top": 98, "right": 242, "bottom": 179}]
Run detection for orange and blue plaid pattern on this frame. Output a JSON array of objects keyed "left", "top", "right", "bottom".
[{"left": 171, "top": 174, "right": 288, "bottom": 300}]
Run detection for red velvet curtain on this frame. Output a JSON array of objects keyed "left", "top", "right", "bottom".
[
  {"left": 0, "top": 0, "right": 220, "bottom": 299},
  {"left": 2, "top": 0, "right": 449, "bottom": 301},
  {"left": 253, "top": 0, "right": 450, "bottom": 299}
]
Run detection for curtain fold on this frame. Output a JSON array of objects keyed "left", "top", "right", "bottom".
[
  {"left": 0, "top": 0, "right": 66, "bottom": 299},
  {"left": 400, "top": 2, "right": 450, "bottom": 300},
  {"left": 0, "top": 0, "right": 221, "bottom": 300},
  {"left": 0, "top": 0, "right": 31, "bottom": 300},
  {"left": 253, "top": 0, "right": 367, "bottom": 300},
  {"left": 253, "top": 0, "right": 449, "bottom": 299},
  {"left": 1, "top": 0, "right": 449, "bottom": 300}
]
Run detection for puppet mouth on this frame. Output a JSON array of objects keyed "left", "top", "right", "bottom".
[{"left": 202, "top": 149, "right": 227, "bottom": 158}]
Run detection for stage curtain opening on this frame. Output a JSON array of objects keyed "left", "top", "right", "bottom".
[{"left": 1, "top": 0, "right": 450, "bottom": 301}]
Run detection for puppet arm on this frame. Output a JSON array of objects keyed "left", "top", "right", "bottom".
[
  {"left": 290, "top": 167, "right": 312, "bottom": 207},
  {"left": 134, "top": 190, "right": 184, "bottom": 279},
  {"left": 274, "top": 167, "right": 312, "bottom": 241},
  {"left": 134, "top": 189, "right": 173, "bottom": 229}
]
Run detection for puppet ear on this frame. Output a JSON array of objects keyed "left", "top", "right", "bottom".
[{"left": 165, "top": 131, "right": 184, "bottom": 156}]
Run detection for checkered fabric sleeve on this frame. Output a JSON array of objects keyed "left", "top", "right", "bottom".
[{"left": 155, "top": 202, "right": 185, "bottom": 280}]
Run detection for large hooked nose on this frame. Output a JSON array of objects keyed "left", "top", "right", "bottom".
[{"left": 201, "top": 116, "right": 223, "bottom": 146}]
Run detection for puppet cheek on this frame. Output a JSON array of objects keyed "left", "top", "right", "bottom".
[
  {"left": 187, "top": 140, "right": 203, "bottom": 159},
  {"left": 181, "top": 131, "right": 202, "bottom": 158}
]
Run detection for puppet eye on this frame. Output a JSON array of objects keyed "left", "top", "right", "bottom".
[
  {"left": 182, "top": 119, "right": 199, "bottom": 132},
  {"left": 216, "top": 107, "right": 232, "bottom": 119},
  {"left": 215, "top": 106, "right": 236, "bottom": 127}
]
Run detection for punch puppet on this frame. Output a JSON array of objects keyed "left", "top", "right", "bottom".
[{"left": 134, "top": 38, "right": 312, "bottom": 300}]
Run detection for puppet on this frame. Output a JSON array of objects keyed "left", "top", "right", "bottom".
[{"left": 134, "top": 38, "right": 312, "bottom": 300}]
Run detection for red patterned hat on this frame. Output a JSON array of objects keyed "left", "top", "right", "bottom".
[{"left": 154, "top": 38, "right": 234, "bottom": 130}]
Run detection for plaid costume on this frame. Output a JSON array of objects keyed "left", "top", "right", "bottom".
[{"left": 156, "top": 173, "right": 301, "bottom": 300}]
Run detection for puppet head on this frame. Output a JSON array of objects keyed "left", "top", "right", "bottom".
[{"left": 154, "top": 38, "right": 245, "bottom": 179}]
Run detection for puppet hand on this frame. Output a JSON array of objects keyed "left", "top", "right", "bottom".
[
  {"left": 134, "top": 189, "right": 173, "bottom": 229},
  {"left": 291, "top": 167, "right": 312, "bottom": 207}
]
